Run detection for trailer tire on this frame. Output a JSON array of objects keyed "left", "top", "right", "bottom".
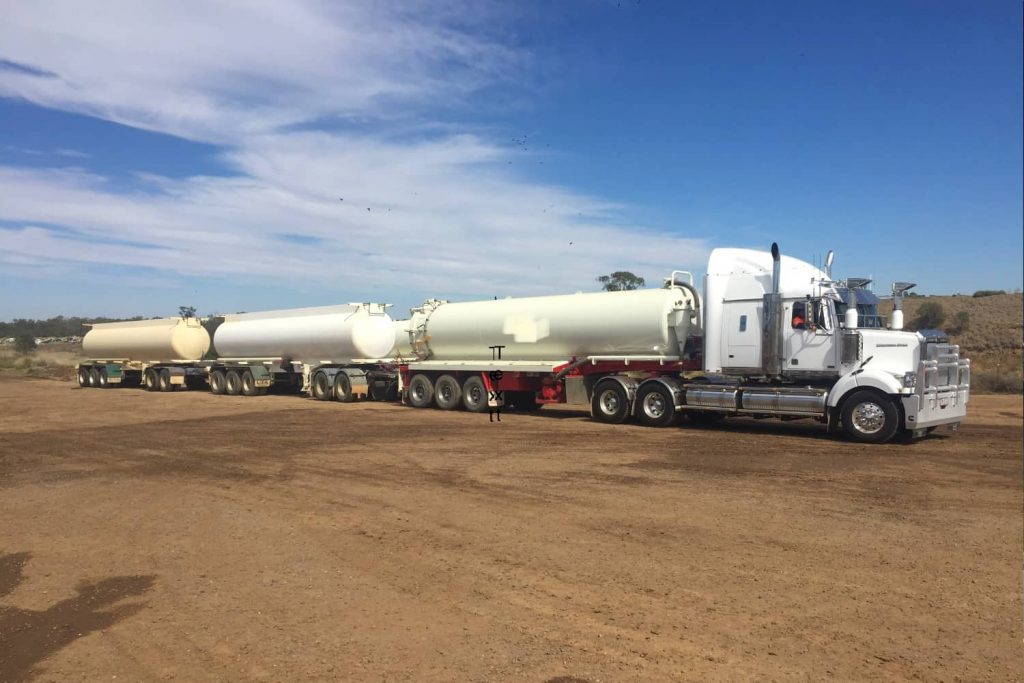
[
  {"left": 840, "top": 390, "right": 899, "bottom": 444},
  {"left": 96, "top": 367, "right": 110, "bottom": 389},
  {"left": 209, "top": 370, "right": 226, "bottom": 395},
  {"left": 636, "top": 383, "right": 677, "bottom": 427},
  {"left": 461, "top": 376, "right": 488, "bottom": 413},
  {"left": 86, "top": 367, "right": 100, "bottom": 388},
  {"left": 241, "top": 370, "right": 260, "bottom": 397},
  {"left": 334, "top": 373, "right": 353, "bottom": 403},
  {"left": 408, "top": 374, "right": 434, "bottom": 408},
  {"left": 592, "top": 380, "right": 630, "bottom": 424},
  {"left": 225, "top": 370, "right": 242, "bottom": 396},
  {"left": 158, "top": 368, "right": 173, "bottom": 392},
  {"left": 434, "top": 375, "right": 462, "bottom": 410},
  {"left": 77, "top": 367, "right": 91, "bottom": 388},
  {"left": 312, "top": 372, "right": 332, "bottom": 400}
]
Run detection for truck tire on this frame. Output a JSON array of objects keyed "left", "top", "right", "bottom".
[
  {"left": 88, "top": 367, "right": 101, "bottom": 388},
  {"left": 333, "top": 373, "right": 353, "bottom": 403},
  {"left": 408, "top": 374, "right": 434, "bottom": 408},
  {"left": 592, "top": 379, "right": 630, "bottom": 424},
  {"left": 241, "top": 370, "right": 260, "bottom": 396},
  {"left": 77, "top": 367, "right": 90, "bottom": 388},
  {"left": 96, "top": 367, "right": 110, "bottom": 389},
  {"left": 158, "top": 368, "right": 174, "bottom": 392},
  {"left": 636, "top": 383, "right": 677, "bottom": 427},
  {"left": 141, "top": 368, "right": 156, "bottom": 392},
  {"left": 461, "top": 376, "right": 489, "bottom": 413},
  {"left": 434, "top": 375, "right": 462, "bottom": 410},
  {"left": 209, "top": 369, "right": 226, "bottom": 395},
  {"left": 225, "top": 370, "right": 242, "bottom": 396},
  {"left": 841, "top": 390, "right": 899, "bottom": 444},
  {"left": 312, "top": 372, "right": 332, "bottom": 400}
]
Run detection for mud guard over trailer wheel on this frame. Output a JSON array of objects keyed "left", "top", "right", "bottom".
[{"left": 840, "top": 390, "right": 899, "bottom": 444}]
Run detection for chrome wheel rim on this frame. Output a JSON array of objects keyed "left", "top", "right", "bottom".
[
  {"left": 600, "top": 390, "right": 620, "bottom": 415},
  {"left": 852, "top": 401, "right": 886, "bottom": 434},
  {"left": 643, "top": 392, "right": 665, "bottom": 419}
]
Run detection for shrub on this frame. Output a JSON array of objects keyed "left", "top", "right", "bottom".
[
  {"left": 14, "top": 334, "right": 36, "bottom": 354},
  {"left": 912, "top": 302, "right": 946, "bottom": 330},
  {"left": 973, "top": 290, "right": 1006, "bottom": 298},
  {"left": 972, "top": 371, "right": 1024, "bottom": 394},
  {"left": 948, "top": 310, "right": 970, "bottom": 335}
]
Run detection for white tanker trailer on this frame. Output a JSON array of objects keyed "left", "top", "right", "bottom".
[
  {"left": 77, "top": 317, "right": 211, "bottom": 389},
  {"left": 395, "top": 244, "right": 969, "bottom": 443}
]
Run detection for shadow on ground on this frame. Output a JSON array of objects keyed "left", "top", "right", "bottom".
[{"left": 0, "top": 552, "right": 156, "bottom": 681}]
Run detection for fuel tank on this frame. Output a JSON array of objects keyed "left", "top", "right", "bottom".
[
  {"left": 404, "top": 287, "right": 698, "bottom": 361},
  {"left": 213, "top": 303, "right": 395, "bottom": 361},
  {"left": 82, "top": 317, "right": 211, "bottom": 361}
]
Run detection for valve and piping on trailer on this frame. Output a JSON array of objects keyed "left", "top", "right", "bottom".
[
  {"left": 77, "top": 303, "right": 401, "bottom": 400},
  {"left": 395, "top": 243, "right": 970, "bottom": 443}
]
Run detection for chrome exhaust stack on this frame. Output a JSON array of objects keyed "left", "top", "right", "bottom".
[{"left": 761, "top": 243, "right": 785, "bottom": 378}]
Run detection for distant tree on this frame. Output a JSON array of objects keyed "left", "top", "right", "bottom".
[
  {"left": 14, "top": 334, "right": 37, "bottom": 354},
  {"left": 913, "top": 302, "right": 946, "bottom": 330},
  {"left": 596, "top": 271, "right": 645, "bottom": 291},
  {"left": 972, "top": 290, "right": 1006, "bottom": 298},
  {"left": 178, "top": 306, "right": 197, "bottom": 319},
  {"left": 948, "top": 310, "right": 970, "bottom": 334}
]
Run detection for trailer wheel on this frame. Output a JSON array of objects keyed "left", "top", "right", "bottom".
[
  {"left": 461, "top": 376, "right": 489, "bottom": 413},
  {"left": 209, "top": 370, "right": 226, "bottom": 395},
  {"left": 841, "top": 390, "right": 899, "bottom": 444},
  {"left": 77, "top": 367, "right": 91, "bottom": 388},
  {"left": 434, "top": 375, "right": 462, "bottom": 410},
  {"left": 87, "top": 367, "right": 100, "bottom": 388},
  {"left": 592, "top": 380, "right": 630, "bottom": 424},
  {"left": 636, "top": 383, "right": 677, "bottom": 427},
  {"left": 333, "top": 373, "right": 354, "bottom": 403},
  {"left": 96, "top": 367, "right": 110, "bottom": 389},
  {"left": 158, "top": 368, "right": 174, "bottom": 392},
  {"left": 225, "top": 370, "right": 242, "bottom": 396},
  {"left": 408, "top": 374, "right": 434, "bottom": 408},
  {"left": 312, "top": 372, "right": 332, "bottom": 400},
  {"left": 241, "top": 370, "right": 260, "bottom": 397}
]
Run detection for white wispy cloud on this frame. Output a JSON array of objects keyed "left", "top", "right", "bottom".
[{"left": 0, "top": 0, "right": 708, "bottom": 312}]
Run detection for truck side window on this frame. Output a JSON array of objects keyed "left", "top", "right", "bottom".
[
  {"left": 739, "top": 315, "right": 747, "bottom": 332},
  {"left": 792, "top": 302, "right": 807, "bottom": 329}
]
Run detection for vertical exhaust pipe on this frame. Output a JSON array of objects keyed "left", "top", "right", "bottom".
[{"left": 762, "top": 243, "right": 784, "bottom": 377}]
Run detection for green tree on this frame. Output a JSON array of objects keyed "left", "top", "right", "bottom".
[
  {"left": 596, "top": 271, "right": 645, "bottom": 291},
  {"left": 178, "top": 306, "right": 198, "bottom": 319},
  {"left": 14, "top": 334, "right": 37, "bottom": 354},
  {"left": 913, "top": 301, "right": 946, "bottom": 329},
  {"left": 948, "top": 310, "right": 970, "bottom": 334}
]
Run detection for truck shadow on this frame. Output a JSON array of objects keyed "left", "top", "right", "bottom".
[{"left": 0, "top": 552, "right": 156, "bottom": 682}]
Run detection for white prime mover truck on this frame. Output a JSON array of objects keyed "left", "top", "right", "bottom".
[{"left": 394, "top": 244, "right": 970, "bottom": 443}]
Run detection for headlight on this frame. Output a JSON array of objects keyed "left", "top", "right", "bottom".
[{"left": 902, "top": 371, "right": 917, "bottom": 388}]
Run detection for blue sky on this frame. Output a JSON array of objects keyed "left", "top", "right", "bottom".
[{"left": 0, "top": 0, "right": 1020, "bottom": 320}]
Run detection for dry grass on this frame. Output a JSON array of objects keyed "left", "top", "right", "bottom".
[{"left": 0, "top": 343, "right": 87, "bottom": 381}]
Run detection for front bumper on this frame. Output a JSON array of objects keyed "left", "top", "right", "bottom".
[{"left": 902, "top": 388, "right": 969, "bottom": 431}]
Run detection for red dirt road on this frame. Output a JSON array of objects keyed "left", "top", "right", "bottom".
[{"left": 1, "top": 377, "right": 1020, "bottom": 681}]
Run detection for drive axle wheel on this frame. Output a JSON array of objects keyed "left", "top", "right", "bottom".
[
  {"left": 434, "top": 375, "right": 462, "bottom": 410},
  {"left": 841, "top": 390, "right": 899, "bottom": 444},
  {"left": 407, "top": 374, "right": 434, "bottom": 408},
  {"left": 591, "top": 380, "right": 630, "bottom": 424},
  {"left": 636, "top": 383, "right": 677, "bottom": 427}
]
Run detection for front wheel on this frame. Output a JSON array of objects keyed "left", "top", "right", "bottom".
[
  {"left": 841, "top": 390, "right": 899, "bottom": 444},
  {"left": 635, "top": 383, "right": 677, "bottom": 427},
  {"left": 591, "top": 380, "right": 630, "bottom": 424}
]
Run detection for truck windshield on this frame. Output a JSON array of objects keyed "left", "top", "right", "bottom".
[{"left": 835, "top": 287, "right": 886, "bottom": 328}]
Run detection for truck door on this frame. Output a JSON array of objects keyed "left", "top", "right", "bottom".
[
  {"left": 784, "top": 300, "right": 837, "bottom": 373},
  {"left": 722, "top": 303, "right": 761, "bottom": 369}
]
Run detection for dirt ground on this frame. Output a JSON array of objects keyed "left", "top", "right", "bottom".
[{"left": 0, "top": 377, "right": 1020, "bottom": 682}]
